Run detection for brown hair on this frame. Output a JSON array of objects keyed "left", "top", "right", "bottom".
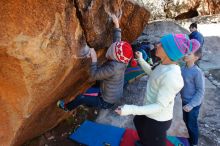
[{"left": 190, "top": 23, "right": 197, "bottom": 29}]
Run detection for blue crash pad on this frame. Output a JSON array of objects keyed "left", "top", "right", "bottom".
[{"left": 69, "top": 120, "right": 125, "bottom": 146}]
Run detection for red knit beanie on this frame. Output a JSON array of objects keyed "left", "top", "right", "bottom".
[{"left": 114, "top": 41, "right": 137, "bottom": 67}]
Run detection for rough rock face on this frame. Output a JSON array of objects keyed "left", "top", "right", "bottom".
[
  {"left": 0, "top": 0, "right": 149, "bottom": 145},
  {"left": 135, "top": 0, "right": 220, "bottom": 20},
  {"left": 75, "top": 0, "right": 150, "bottom": 48}
]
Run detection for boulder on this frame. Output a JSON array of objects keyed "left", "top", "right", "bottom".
[
  {"left": 136, "top": 0, "right": 220, "bottom": 19},
  {"left": 75, "top": 0, "right": 150, "bottom": 48},
  {"left": 0, "top": 0, "right": 149, "bottom": 145}
]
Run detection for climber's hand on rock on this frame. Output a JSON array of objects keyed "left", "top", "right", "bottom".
[
  {"left": 111, "top": 14, "right": 119, "bottom": 28},
  {"left": 86, "top": 49, "right": 91, "bottom": 58},
  {"left": 135, "top": 51, "right": 143, "bottom": 59},
  {"left": 90, "top": 48, "right": 97, "bottom": 63}
]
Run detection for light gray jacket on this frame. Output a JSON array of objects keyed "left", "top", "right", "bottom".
[{"left": 90, "top": 28, "right": 127, "bottom": 103}]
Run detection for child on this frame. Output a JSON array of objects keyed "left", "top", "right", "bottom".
[
  {"left": 132, "top": 41, "right": 156, "bottom": 65},
  {"left": 189, "top": 23, "right": 204, "bottom": 49},
  {"left": 181, "top": 48, "right": 205, "bottom": 146},
  {"left": 115, "top": 34, "right": 201, "bottom": 146},
  {"left": 57, "top": 14, "right": 136, "bottom": 111}
]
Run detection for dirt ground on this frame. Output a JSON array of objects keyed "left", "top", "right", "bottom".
[{"left": 23, "top": 107, "right": 98, "bottom": 146}]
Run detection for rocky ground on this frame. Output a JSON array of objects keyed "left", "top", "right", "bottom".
[
  {"left": 24, "top": 16, "right": 220, "bottom": 146},
  {"left": 197, "top": 66, "right": 220, "bottom": 146}
]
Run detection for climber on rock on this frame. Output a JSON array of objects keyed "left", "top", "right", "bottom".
[{"left": 57, "top": 13, "right": 136, "bottom": 112}]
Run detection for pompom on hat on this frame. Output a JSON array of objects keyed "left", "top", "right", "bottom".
[
  {"left": 160, "top": 33, "right": 201, "bottom": 61},
  {"left": 106, "top": 41, "right": 137, "bottom": 66},
  {"left": 190, "top": 39, "right": 201, "bottom": 53}
]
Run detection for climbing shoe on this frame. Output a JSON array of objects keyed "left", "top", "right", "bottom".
[{"left": 57, "top": 100, "right": 68, "bottom": 112}]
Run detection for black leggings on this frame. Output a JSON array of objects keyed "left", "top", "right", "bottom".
[
  {"left": 133, "top": 115, "right": 172, "bottom": 146},
  {"left": 65, "top": 95, "right": 114, "bottom": 111}
]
